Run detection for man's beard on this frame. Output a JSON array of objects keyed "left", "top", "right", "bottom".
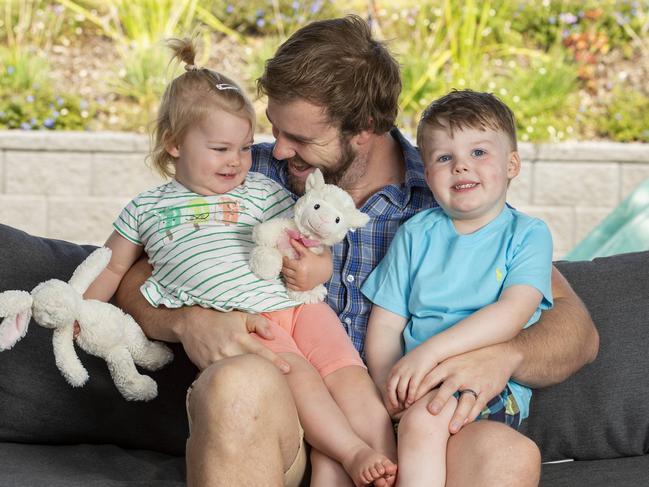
[{"left": 286, "top": 138, "right": 357, "bottom": 195}]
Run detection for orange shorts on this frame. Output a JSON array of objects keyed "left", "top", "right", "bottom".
[{"left": 253, "top": 302, "right": 365, "bottom": 378}]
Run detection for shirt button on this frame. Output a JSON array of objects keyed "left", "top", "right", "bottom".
[
  {"left": 344, "top": 318, "right": 352, "bottom": 325},
  {"left": 346, "top": 274, "right": 355, "bottom": 283}
]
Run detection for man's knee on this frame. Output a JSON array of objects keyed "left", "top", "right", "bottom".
[
  {"left": 448, "top": 421, "right": 541, "bottom": 486},
  {"left": 189, "top": 354, "right": 288, "bottom": 432}
]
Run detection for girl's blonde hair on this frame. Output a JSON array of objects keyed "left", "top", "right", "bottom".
[{"left": 150, "top": 37, "right": 256, "bottom": 178}]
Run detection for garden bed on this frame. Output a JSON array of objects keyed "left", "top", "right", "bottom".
[{"left": 2, "top": 0, "right": 648, "bottom": 142}]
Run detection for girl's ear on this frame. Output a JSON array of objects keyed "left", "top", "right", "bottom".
[{"left": 164, "top": 131, "right": 180, "bottom": 158}]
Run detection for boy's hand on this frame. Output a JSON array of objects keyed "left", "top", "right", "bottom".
[
  {"left": 282, "top": 241, "right": 332, "bottom": 291},
  {"left": 386, "top": 343, "right": 440, "bottom": 409}
]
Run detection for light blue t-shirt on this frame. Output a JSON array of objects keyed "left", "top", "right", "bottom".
[{"left": 361, "top": 206, "right": 553, "bottom": 419}]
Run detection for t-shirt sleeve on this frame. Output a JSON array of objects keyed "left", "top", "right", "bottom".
[
  {"left": 262, "top": 179, "right": 295, "bottom": 221},
  {"left": 503, "top": 219, "right": 553, "bottom": 310},
  {"left": 112, "top": 197, "right": 142, "bottom": 245},
  {"left": 361, "top": 224, "right": 412, "bottom": 318}
]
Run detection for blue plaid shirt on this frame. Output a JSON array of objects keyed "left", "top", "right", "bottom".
[{"left": 252, "top": 128, "right": 437, "bottom": 355}]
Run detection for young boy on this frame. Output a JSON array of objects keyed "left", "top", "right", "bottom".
[{"left": 362, "top": 89, "right": 553, "bottom": 486}]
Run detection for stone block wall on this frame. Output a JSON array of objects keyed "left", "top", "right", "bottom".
[{"left": 1, "top": 131, "right": 648, "bottom": 258}]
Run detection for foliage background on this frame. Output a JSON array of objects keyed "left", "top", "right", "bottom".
[{"left": 1, "top": 0, "right": 648, "bottom": 142}]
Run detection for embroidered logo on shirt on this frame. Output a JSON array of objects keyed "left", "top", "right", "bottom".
[{"left": 495, "top": 267, "right": 504, "bottom": 282}]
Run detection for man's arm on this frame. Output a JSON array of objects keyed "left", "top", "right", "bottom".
[
  {"left": 508, "top": 265, "right": 599, "bottom": 386},
  {"left": 425, "top": 266, "right": 598, "bottom": 432},
  {"left": 114, "top": 256, "right": 290, "bottom": 372}
]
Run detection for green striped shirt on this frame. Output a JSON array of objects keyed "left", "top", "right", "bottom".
[{"left": 113, "top": 173, "right": 300, "bottom": 313}]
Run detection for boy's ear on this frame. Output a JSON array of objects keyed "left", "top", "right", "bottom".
[{"left": 507, "top": 151, "right": 521, "bottom": 179}]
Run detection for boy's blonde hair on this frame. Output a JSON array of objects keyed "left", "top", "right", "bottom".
[
  {"left": 417, "top": 89, "right": 518, "bottom": 155},
  {"left": 150, "top": 38, "right": 256, "bottom": 178}
]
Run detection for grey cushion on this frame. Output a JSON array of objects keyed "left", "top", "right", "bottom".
[
  {"left": 0, "top": 224, "right": 198, "bottom": 455},
  {"left": 522, "top": 251, "right": 649, "bottom": 461},
  {"left": 0, "top": 442, "right": 185, "bottom": 487},
  {"left": 540, "top": 455, "right": 649, "bottom": 487}
]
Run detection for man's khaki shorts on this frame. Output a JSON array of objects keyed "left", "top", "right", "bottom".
[{"left": 186, "top": 379, "right": 307, "bottom": 486}]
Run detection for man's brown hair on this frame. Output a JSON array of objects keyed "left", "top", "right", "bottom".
[
  {"left": 257, "top": 15, "right": 401, "bottom": 136},
  {"left": 417, "top": 89, "right": 518, "bottom": 154}
]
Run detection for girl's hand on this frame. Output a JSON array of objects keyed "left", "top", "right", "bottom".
[
  {"left": 282, "top": 241, "right": 333, "bottom": 291},
  {"left": 386, "top": 344, "right": 440, "bottom": 409}
]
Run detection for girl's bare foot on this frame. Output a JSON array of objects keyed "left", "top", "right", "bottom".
[{"left": 343, "top": 444, "right": 397, "bottom": 486}]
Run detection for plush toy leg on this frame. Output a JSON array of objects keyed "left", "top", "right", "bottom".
[
  {"left": 105, "top": 346, "right": 158, "bottom": 401},
  {"left": 287, "top": 284, "right": 328, "bottom": 304},
  {"left": 123, "top": 315, "right": 174, "bottom": 370}
]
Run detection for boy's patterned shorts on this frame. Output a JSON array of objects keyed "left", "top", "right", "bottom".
[
  {"left": 393, "top": 385, "right": 522, "bottom": 433},
  {"left": 478, "top": 385, "right": 522, "bottom": 430}
]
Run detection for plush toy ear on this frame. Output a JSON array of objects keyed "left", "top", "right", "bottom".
[
  {"left": 0, "top": 290, "right": 33, "bottom": 351},
  {"left": 68, "top": 247, "right": 112, "bottom": 295},
  {"left": 346, "top": 210, "right": 370, "bottom": 231},
  {"left": 305, "top": 169, "right": 325, "bottom": 193}
]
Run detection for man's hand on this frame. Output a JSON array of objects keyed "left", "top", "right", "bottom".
[
  {"left": 421, "top": 343, "right": 518, "bottom": 434},
  {"left": 386, "top": 343, "right": 440, "bottom": 409},
  {"left": 174, "top": 307, "right": 291, "bottom": 373},
  {"left": 282, "top": 240, "right": 333, "bottom": 291}
]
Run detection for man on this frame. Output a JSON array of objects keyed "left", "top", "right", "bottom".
[{"left": 116, "top": 15, "right": 598, "bottom": 487}]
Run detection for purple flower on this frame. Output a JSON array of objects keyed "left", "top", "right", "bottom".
[
  {"left": 52, "top": 110, "right": 60, "bottom": 118},
  {"left": 56, "top": 96, "right": 64, "bottom": 106},
  {"left": 7, "top": 66, "right": 15, "bottom": 75},
  {"left": 225, "top": 4, "right": 233, "bottom": 13},
  {"left": 30, "top": 118, "right": 37, "bottom": 125},
  {"left": 311, "top": 0, "right": 323, "bottom": 14},
  {"left": 44, "top": 118, "right": 55, "bottom": 128},
  {"left": 256, "top": 9, "right": 264, "bottom": 17},
  {"left": 559, "top": 12, "right": 578, "bottom": 25},
  {"left": 26, "top": 95, "right": 34, "bottom": 103},
  {"left": 21, "top": 122, "right": 32, "bottom": 130},
  {"left": 548, "top": 15, "right": 557, "bottom": 24},
  {"left": 256, "top": 18, "right": 265, "bottom": 27},
  {"left": 80, "top": 99, "right": 89, "bottom": 109},
  {"left": 292, "top": 1, "right": 300, "bottom": 10}
]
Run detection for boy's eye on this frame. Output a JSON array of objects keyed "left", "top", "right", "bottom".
[
  {"left": 437, "top": 154, "right": 452, "bottom": 163},
  {"left": 471, "top": 149, "right": 486, "bottom": 157}
]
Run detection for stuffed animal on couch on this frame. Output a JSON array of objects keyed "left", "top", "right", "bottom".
[
  {"left": 0, "top": 247, "right": 173, "bottom": 401},
  {"left": 249, "top": 169, "right": 369, "bottom": 303}
]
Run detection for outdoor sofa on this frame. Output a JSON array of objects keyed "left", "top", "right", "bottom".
[{"left": 0, "top": 222, "right": 647, "bottom": 486}]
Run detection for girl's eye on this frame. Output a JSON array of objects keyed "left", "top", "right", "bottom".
[
  {"left": 472, "top": 149, "right": 486, "bottom": 157},
  {"left": 212, "top": 147, "right": 227, "bottom": 152},
  {"left": 242, "top": 146, "right": 252, "bottom": 152}
]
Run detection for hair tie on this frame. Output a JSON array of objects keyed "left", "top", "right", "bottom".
[
  {"left": 185, "top": 64, "right": 200, "bottom": 72},
  {"left": 215, "top": 83, "right": 239, "bottom": 91}
]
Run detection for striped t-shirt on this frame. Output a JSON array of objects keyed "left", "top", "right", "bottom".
[{"left": 113, "top": 172, "right": 301, "bottom": 313}]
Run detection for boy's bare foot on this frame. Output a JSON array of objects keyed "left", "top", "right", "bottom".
[{"left": 342, "top": 444, "right": 398, "bottom": 486}]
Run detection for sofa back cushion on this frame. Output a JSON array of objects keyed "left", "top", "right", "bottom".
[
  {"left": 521, "top": 250, "right": 649, "bottom": 461},
  {"left": 0, "top": 224, "right": 197, "bottom": 456}
]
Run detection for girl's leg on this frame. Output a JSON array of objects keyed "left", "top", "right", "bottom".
[
  {"left": 322, "top": 365, "right": 398, "bottom": 487},
  {"left": 396, "top": 389, "right": 457, "bottom": 487},
  {"left": 309, "top": 449, "right": 354, "bottom": 487},
  {"left": 280, "top": 352, "right": 396, "bottom": 487}
]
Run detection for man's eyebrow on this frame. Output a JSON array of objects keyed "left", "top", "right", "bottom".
[{"left": 265, "top": 109, "right": 314, "bottom": 144}]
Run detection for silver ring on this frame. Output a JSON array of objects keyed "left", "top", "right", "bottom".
[{"left": 459, "top": 388, "right": 479, "bottom": 399}]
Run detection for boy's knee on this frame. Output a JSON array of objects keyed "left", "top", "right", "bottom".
[{"left": 398, "top": 396, "right": 454, "bottom": 439}]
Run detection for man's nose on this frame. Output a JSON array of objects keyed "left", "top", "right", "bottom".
[{"left": 272, "top": 134, "right": 296, "bottom": 160}]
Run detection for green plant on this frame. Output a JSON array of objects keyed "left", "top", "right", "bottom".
[
  {"left": 207, "top": 0, "right": 341, "bottom": 37},
  {"left": 597, "top": 86, "right": 649, "bottom": 142},
  {"left": 56, "top": 0, "right": 213, "bottom": 124}
]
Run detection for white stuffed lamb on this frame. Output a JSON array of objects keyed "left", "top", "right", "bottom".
[
  {"left": 250, "top": 169, "right": 369, "bottom": 303},
  {"left": 0, "top": 247, "right": 173, "bottom": 401}
]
